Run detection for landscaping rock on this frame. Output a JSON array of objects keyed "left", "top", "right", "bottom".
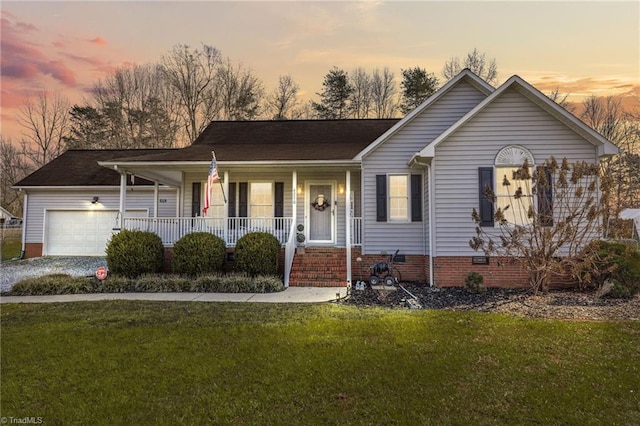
[{"left": 342, "top": 283, "right": 640, "bottom": 321}]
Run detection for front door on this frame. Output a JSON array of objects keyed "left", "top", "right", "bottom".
[{"left": 307, "top": 183, "right": 335, "bottom": 244}]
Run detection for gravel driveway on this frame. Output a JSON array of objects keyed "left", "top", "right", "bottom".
[{"left": 0, "top": 257, "right": 107, "bottom": 293}]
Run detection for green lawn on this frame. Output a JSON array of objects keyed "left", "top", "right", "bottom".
[{"left": 1, "top": 302, "right": 638, "bottom": 425}]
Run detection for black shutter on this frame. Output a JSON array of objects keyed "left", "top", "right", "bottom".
[
  {"left": 411, "top": 174, "right": 422, "bottom": 222},
  {"left": 192, "top": 182, "right": 201, "bottom": 217},
  {"left": 274, "top": 182, "right": 284, "bottom": 217},
  {"left": 228, "top": 183, "right": 236, "bottom": 217},
  {"left": 478, "top": 167, "right": 494, "bottom": 227},
  {"left": 239, "top": 182, "right": 248, "bottom": 218},
  {"left": 538, "top": 168, "right": 553, "bottom": 226},
  {"left": 274, "top": 182, "right": 284, "bottom": 230},
  {"left": 376, "top": 175, "right": 387, "bottom": 222}
]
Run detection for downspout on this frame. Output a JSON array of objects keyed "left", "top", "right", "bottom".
[
  {"left": 345, "top": 170, "right": 352, "bottom": 286},
  {"left": 427, "top": 162, "right": 435, "bottom": 287},
  {"left": 17, "top": 191, "right": 28, "bottom": 259}
]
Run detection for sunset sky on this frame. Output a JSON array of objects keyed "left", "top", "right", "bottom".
[{"left": 2, "top": 1, "right": 639, "bottom": 141}]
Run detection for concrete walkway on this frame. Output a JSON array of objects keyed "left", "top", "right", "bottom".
[{"left": 0, "top": 287, "right": 348, "bottom": 304}]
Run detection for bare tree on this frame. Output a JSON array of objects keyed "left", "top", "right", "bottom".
[
  {"left": 547, "top": 88, "right": 576, "bottom": 113},
  {"left": 581, "top": 95, "right": 640, "bottom": 236},
  {"left": 82, "top": 63, "right": 180, "bottom": 148},
  {"left": 16, "top": 90, "right": 70, "bottom": 167},
  {"left": 371, "top": 67, "right": 398, "bottom": 118},
  {"left": 161, "top": 44, "right": 221, "bottom": 143},
  {"left": 442, "top": 48, "right": 498, "bottom": 85},
  {"left": 217, "top": 58, "right": 264, "bottom": 120},
  {"left": 0, "top": 136, "right": 33, "bottom": 216},
  {"left": 349, "top": 67, "right": 373, "bottom": 118},
  {"left": 266, "top": 75, "right": 300, "bottom": 120},
  {"left": 470, "top": 157, "right": 606, "bottom": 293}
]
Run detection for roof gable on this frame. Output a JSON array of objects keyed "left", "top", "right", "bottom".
[
  {"left": 354, "top": 69, "right": 495, "bottom": 160},
  {"left": 417, "top": 75, "right": 619, "bottom": 159}
]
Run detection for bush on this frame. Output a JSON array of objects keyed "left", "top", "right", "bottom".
[
  {"left": 100, "top": 275, "right": 132, "bottom": 293},
  {"left": 11, "top": 274, "right": 97, "bottom": 296},
  {"left": 172, "top": 232, "right": 226, "bottom": 276},
  {"left": 234, "top": 232, "right": 281, "bottom": 276},
  {"left": 106, "top": 230, "right": 164, "bottom": 278},
  {"left": 465, "top": 272, "right": 486, "bottom": 294},
  {"left": 575, "top": 240, "right": 640, "bottom": 299},
  {"left": 192, "top": 274, "right": 225, "bottom": 292}
]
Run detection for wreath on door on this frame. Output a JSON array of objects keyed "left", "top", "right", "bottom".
[{"left": 312, "top": 194, "right": 330, "bottom": 211}]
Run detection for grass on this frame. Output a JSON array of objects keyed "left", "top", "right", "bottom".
[{"left": 1, "top": 302, "right": 639, "bottom": 424}]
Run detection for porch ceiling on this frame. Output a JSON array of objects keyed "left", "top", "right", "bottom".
[{"left": 100, "top": 161, "right": 362, "bottom": 187}]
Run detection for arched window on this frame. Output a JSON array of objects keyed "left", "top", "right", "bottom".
[{"left": 494, "top": 145, "right": 535, "bottom": 225}]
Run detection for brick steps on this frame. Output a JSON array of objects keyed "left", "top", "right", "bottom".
[{"left": 289, "top": 248, "right": 347, "bottom": 287}]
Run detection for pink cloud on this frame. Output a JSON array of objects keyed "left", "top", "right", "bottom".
[
  {"left": 0, "top": 15, "right": 77, "bottom": 87},
  {"left": 90, "top": 36, "right": 107, "bottom": 45}
]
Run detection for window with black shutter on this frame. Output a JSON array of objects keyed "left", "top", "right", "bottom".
[{"left": 478, "top": 167, "right": 494, "bottom": 226}]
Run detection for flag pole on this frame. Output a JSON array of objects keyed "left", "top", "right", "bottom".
[{"left": 212, "top": 151, "right": 227, "bottom": 203}]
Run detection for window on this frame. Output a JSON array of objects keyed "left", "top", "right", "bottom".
[
  {"left": 495, "top": 166, "right": 533, "bottom": 225},
  {"left": 250, "top": 182, "right": 273, "bottom": 218},
  {"left": 481, "top": 145, "right": 536, "bottom": 226},
  {"left": 389, "top": 175, "right": 409, "bottom": 221},
  {"left": 376, "top": 174, "right": 422, "bottom": 222}
]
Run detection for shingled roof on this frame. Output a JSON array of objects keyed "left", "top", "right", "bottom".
[
  {"left": 14, "top": 149, "right": 177, "bottom": 187},
  {"left": 108, "top": 119, "right": 400, "bottom": 162}
]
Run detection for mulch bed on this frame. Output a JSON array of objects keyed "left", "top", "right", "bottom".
[{"left": 341, "top": 283, "right": 640, "bottom": 321}]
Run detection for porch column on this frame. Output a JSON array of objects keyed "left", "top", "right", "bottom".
[
  {"left": 224, "top": 170, "right": 229, "bottom": 243},
  {"left": 153, "top": 181, "right": 159, "bottom": 218},
  {"left": 118, "top": 172, "right": 127, "bottom": 229},
  {"left": 292, "top": 170, "right": 297, "bottom": 214},
  {"left": 345, "top": 170, "right": 352, "bottom": 285}
]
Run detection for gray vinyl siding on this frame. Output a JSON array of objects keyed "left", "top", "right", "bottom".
[
  {"left": 361, "top": 81, "right": 487, "bottom": 255},
  {"left": 183, "top": 169, "right": 360, "bottom": 247},
  {"left": 24, "top": 187, "right": 177, "bottom": 243},
  {"left": 433, "top": 87, "right": 600, "bottom": 257}
]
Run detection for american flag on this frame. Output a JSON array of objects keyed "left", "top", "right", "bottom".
[{"left": 203, "top": 156, "right": 220, "bottom": 215}]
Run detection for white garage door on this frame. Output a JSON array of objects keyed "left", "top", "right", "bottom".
[{"left": 45, "top": 210, "right": 146, "bottom": 256}]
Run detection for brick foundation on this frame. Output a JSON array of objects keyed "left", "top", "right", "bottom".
[
  {"left": 350, "top": 248, "right": 429, "bottom": 283},
  {"left": 24, "top": 243, "right": 42, "bottom": 258},
  {"left": 434, "top": 256, "right": 577, "bottom": 288}
]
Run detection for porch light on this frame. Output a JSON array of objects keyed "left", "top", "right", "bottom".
[
  {"left": 91, "top": 196, "right": 100, "bottom": 204},
  {"left": 297, "top": 185, "right": 304, "bottom": 195},
  {"left": 338, "top": 184, "right": 345, "bottom": 195}
]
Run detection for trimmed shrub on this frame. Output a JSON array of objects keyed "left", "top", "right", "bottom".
[
  {"left": 11, "top": 274, "right": 97, "bottom": 296},
  {"left": 465, "top": 272, "right": 486, "bottom": 294},
  {"left": 106, "top": 230, "right": 164, "bottom": 278},
  {"left": 192, "top": 274, "right": 225, "bottom": 292},
  {"left": 172, "top": 232, "right": 226, "bottom": 276},
  {"left": 253, "top": 275, "right": 285, "bottom": 293},
  {"left": 234, "top": 232, "right": 281, "bottom": 276},
  {"left": 575, "top": 240, "right": 640, "bottom": 298},
  {"left": 100, "top": 275, "right": 132, "bottom": 293}
]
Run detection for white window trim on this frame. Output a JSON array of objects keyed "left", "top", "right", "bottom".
[
  {"left": 388, "top": 173, "right": 410, "bottom": 223},
  {"left": 248, "top": 180, "right": 275, "bottom": 218},
  {"left": 494, "top": 145, "right": 536, "bottom": 227}
]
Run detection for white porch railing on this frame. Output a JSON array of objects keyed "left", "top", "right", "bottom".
[
  {"left": 123, "top": 217, "right": 293, "bottom": 247},
  {"left": 283, "top": 220, "right": 297, "bottom": 287},
  {"left": 350, "top": 217, "right": 362, "bottom": 246}
]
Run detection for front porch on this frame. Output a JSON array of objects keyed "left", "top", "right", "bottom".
[{"left": 122, "top": 215, "right": 363, "bottom": 287}]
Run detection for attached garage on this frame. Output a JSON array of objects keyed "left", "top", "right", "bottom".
[{"left": 44, "top": 209, "right": 146, "bottom": 256}]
